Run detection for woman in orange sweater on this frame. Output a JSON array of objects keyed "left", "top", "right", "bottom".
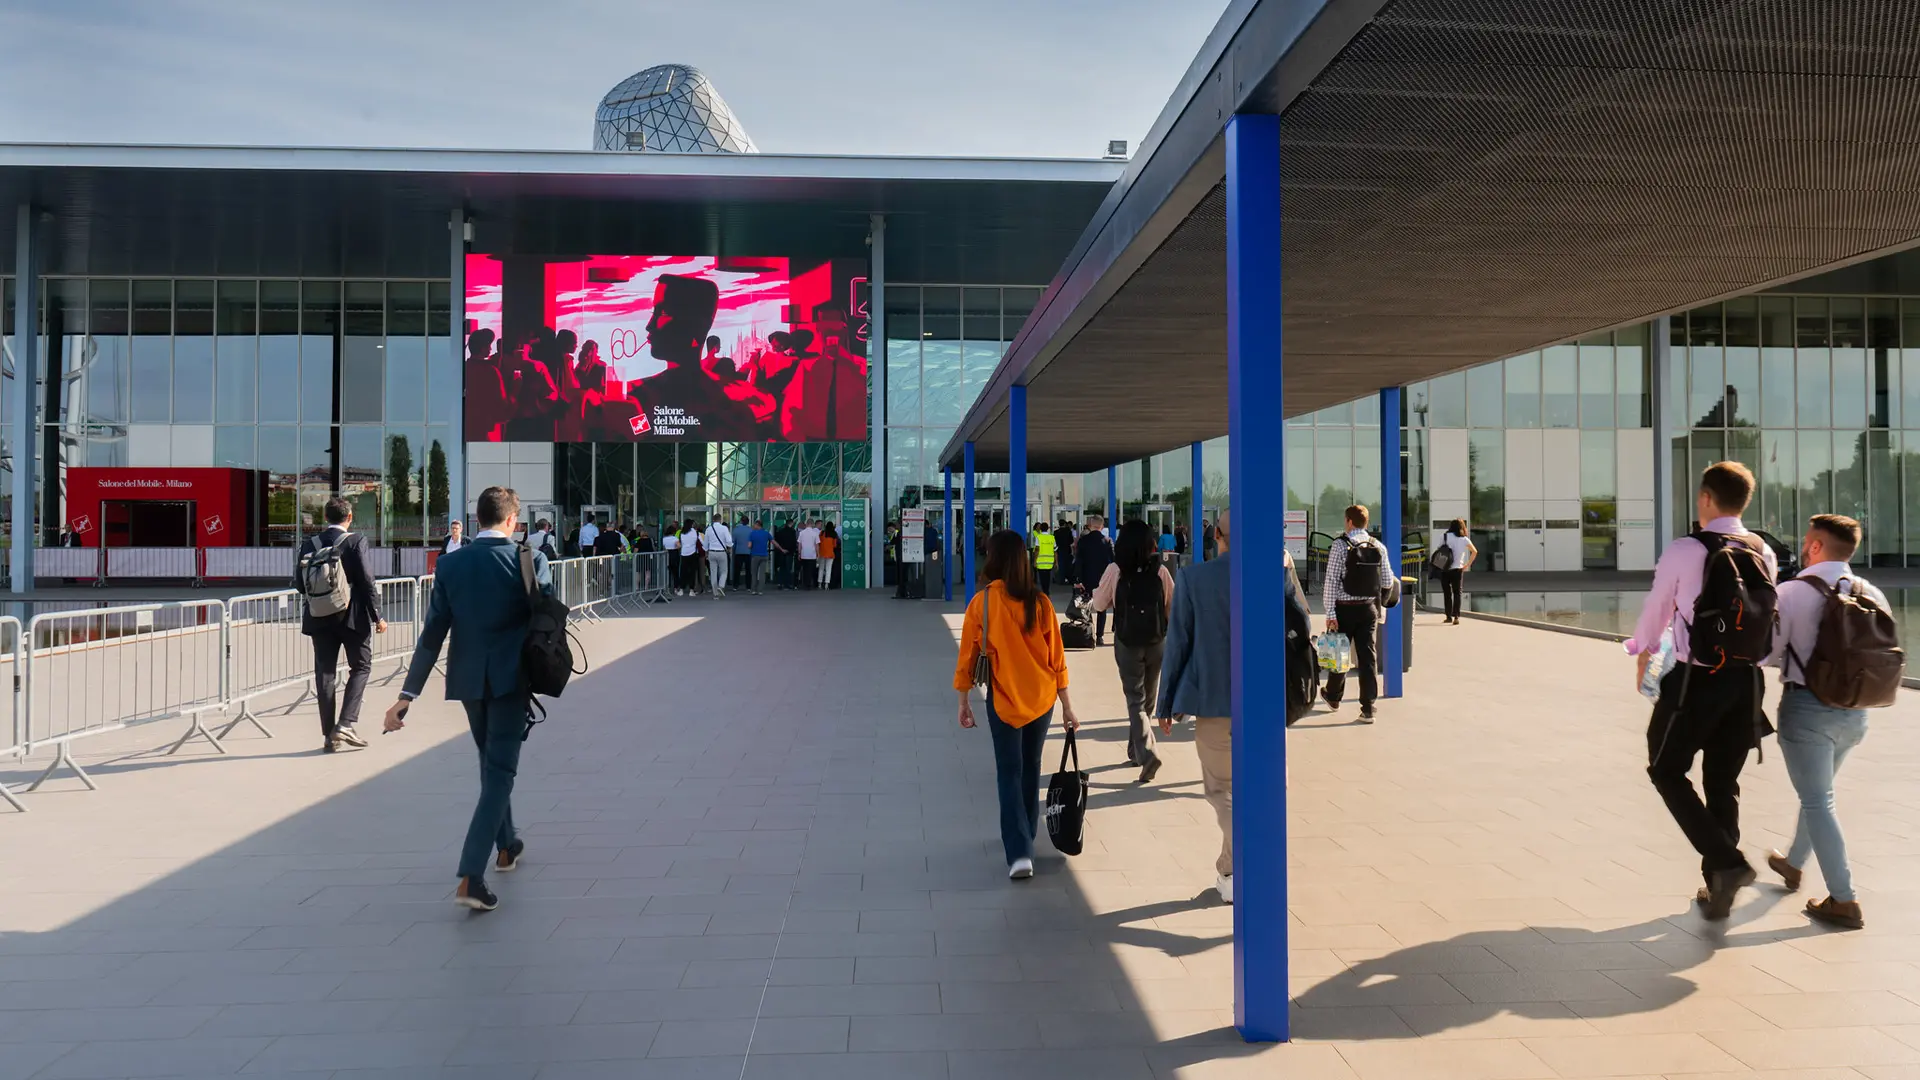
[{"left": 953, "top": 529, "right": 1080, "bottom": 880}]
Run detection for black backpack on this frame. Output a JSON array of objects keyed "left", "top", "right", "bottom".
[
  {"left": 1340, "top": 536, "right": 1385, "bottom": 599},
  {"left": 1688, "top": 531, "right": 1778, "bottom": 671},
  {"left": 1112, "top": 567, "right": 1167, "bottom": 648},
  {"left": 518, "top": 545, "right": 581, "bottom": 704}
]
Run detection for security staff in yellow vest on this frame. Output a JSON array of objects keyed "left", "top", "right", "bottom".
[{"left": 1031, "top": 523, "right": 1058, "bottom": 595}]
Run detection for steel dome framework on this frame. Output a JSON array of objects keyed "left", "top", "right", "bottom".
[{"left": 593, "top": 64, "right": 758, "bottom": 154}]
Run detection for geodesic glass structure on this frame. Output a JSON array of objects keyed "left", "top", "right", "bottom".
[{"left": 593, "top": 64, "right": 757, "bottom": 153}]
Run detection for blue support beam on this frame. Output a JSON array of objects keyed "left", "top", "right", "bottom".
[
  {"left": 943, "top": 468, "right": 954, "bottom": 602},
  {"left": 1107, "top": 467, "right": 1118, "bottom": 539},
  {"left": 1009, "top": 385, "right": 1028, "bottom": 537},
  {"left": 1225, "top": 111, "right": 1286, "bottom": 1044},
  {"left": 963, "top": 442, "right": 978, "bottom": 604},
  {"left": 1380, "top": 386, "right": 1404, "bottom": 699},
  {"left": 1191, "top": 441, "right": 1205, "bottom": 563}
]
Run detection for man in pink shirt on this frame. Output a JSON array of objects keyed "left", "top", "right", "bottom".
[{"left": 1631, "top": 461, "right": 1778, "bottom": 920}]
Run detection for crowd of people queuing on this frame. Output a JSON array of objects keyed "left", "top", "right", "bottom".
[{"left": 463, "top": 314, "right": 867, "bottom": 444}]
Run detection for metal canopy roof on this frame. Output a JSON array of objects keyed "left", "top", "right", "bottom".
[
  {"left": 0, "top": 144, "right": 1121, "bottom": 283},
  {"left": 941, "top": 0, "right": 1920, "bottom": 474}
]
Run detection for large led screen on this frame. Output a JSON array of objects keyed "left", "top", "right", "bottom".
[{"left": 464, "top": 254, "right": 868, "bottom": 443}]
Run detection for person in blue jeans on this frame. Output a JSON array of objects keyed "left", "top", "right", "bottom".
[
  {"left": 1765, "top": 513, "right": 1886, "bottom": 930},
  {"left": 952, "top": 529, "right": 1080, "bottom": 880}
]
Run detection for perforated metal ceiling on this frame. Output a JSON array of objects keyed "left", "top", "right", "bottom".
[{"left": 953, "top": 0, "right": 1920, "bottom": 472}]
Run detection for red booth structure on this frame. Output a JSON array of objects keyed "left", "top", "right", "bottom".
[{"left": 65, "top": 468, "right": 268, "bottom": 549}]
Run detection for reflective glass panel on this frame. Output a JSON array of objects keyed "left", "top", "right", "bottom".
[
  {"left": 1542, "top": 345, "right": 1577, "bottom": 428},
  {"left": 384, "top": 336, "right": 426, "bottom": 422},
  {"left": 1798, "top": 349, "right": 1832, "bottom": 428},
  {"left": 1725, "top": 346, "right": 1759, "bottom": 428},
  {"left": 1834, "top": 347, "right": 1869, "bottom": 428},
  {"left": 1762, "top": 347, "right": 1795, "bottom": 427},
  {"left": 1689, "top": 345, "right": 1725, "bottom": 427},
  {"left": 1426, "top": 371, "right": 1466, "bottom": 428},
  {"left": 1579, "top": 345, "right": 1613, "bottom": 428},
  {"left": 130, "top": 280, "right": 170, "bottom": 423},
  {"left": 1504, "top": 352, "right": 1540, "bottom": 428},
  {"left": 85, "top": 279, "right": 129, "bottom": 425},
  {"left": 1467, "top": 362, "right": 1503, "bottom": 427},
  {"left": 1760, "top": 430, "right": 1796, "bottom": 537},
  {"left": 214, "top": 334, "right": 256, "bottom": 422}
]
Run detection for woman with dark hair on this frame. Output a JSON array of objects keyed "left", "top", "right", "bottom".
[
  {"left": 817, "top": 521, "right": 840, "bottom": 589},
  {"left": 1437, "top": 518, "right": 1477, "bottom": 624},
  {"left": 953, "top": 529, "right": 1080, "bottom": 880},
  {"left": 1092, "top": 519, "right": 1176, "bottom": 782}
]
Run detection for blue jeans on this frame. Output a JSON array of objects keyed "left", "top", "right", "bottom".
[
  {"left": 1777, "top": 688, "right": 1869, "bottom": 902},
  {"left": 985, "top": 699, "right": 1052, "bottom": 865},
  {"left": 458, "top": 696, "right": 530, "bottom": 881}
]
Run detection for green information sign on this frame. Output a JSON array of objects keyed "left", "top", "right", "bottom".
[{"left": 839, "top": 499, "right": 868, "bottom": 589}]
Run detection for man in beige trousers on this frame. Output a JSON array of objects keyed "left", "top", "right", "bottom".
[{"left": 1155, "top": 510, "right": 1237, "bottom": 904}]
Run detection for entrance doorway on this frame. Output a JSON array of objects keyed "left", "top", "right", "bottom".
[{"left": 104, "top": 500, "right": 194, "bottom": 547}]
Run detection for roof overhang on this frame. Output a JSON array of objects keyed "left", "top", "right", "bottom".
[
  {"left": 942, "top": 0, "right": 1920, "bottom": 474},
  {"left": 0, "top": 144, "right": 1123, "bottom": 282}
]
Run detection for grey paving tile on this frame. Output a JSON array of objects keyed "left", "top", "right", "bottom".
[
  {"left": 533, "top": 1058, "right": 745, "bottom": 1080},
  {"left": 678, "top": 958, "right": 852, "bottom": 988},
  {"left": 0, "top": 1041, "right": 74, "bottom": 1080},
  {"left": 938, "top": 980, "right": 1124, "bottom": 1014},
  {"left": 33, "top": 1035, "right": 272, "bottom": 1078},
  {"left": 0, "top": 977, "right": 176, "bottom": 1010},
  {"left": 739, "top": 1051, "right": 949, "bottom": 1080},
  {"left": 235, "top": 924, "right": 408, "bottom": 950},
  {"left": 848, "top": 1013, "right": 1044, "bottom": 1052},
  {"left": 444, "top": 1023, "right": 660, "bottom": 1066},
  {"left": 549, "top": 915, "right": 712, "bottom": 939},
  {"left": 113, "top": 950, "right": 305, "bottom": 982},
  {"left": 505, "top": 962, "right": 688, "bottom": 995},
  {"left": 853, "top": 956, "right": 1025, "bottom": 984},
  {"left": 194, "top": 999, "right": 396, "bottom": 1038},
  {"left": 951, "top": 1048, "right": 1152, "bottom": 1079},
  {"left": 327, "top": 1068, "right": 538, "bottom": 1080},
  {"left": 771, "top": 932, "right": 935, "bottom": 958},
  {"left": 444, "top": 939, "right": 620, "bottom": 969},
  {"left": 610, "top": 935, "right": 779, "bottom": 964},
  {"left": 277, "top": 942, "right": 460, "bottom": 974},
  {"left": 325, "top": 968, "right": 518, "bottom": 1001},
  {"left": 0, "top": 954, "right": 136, "bottom": 982},
  {"left": 572, "top": 986, "right": 765, "bottom": 1024},
  {"left": 163, "top": 972, "right": 351, "bottom": 1006},
  {"left": 242, "top": 1028, "right": 465, "bottom": 1073},
  {"left": 0, "top": 1005, "right": 221, "bottom": 1044},
  {"left": 757, "top": 983, "right": 942, "bottom": 1017},
  {"left": 377, "top": 991, "right": 585, "bottom": 1031}
]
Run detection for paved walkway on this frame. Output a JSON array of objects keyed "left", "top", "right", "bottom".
[{"left": 5, "top": 591, "right": 1920, "bottom": 1079}]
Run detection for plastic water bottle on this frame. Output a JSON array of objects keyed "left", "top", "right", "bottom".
[{"left": 1638, "top": 630, "right": 1674, "bottom": 701}]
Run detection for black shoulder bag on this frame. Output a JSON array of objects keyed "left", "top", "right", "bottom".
[
  {"left": 1045, "top": 728, "right": 1088, "bottom": 857},
  {"left": 518, "top": 545, "right": 583, "bottom": 728}
]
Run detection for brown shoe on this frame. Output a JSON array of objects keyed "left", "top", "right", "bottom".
[
  {"left": 1805, "top": 896, "right": 1864, "bottom": 930},
  {"left": 1767, "top": 850, "right": 1802, "bottom": 892}
]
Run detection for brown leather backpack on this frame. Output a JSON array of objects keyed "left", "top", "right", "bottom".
[{"left": 1787, "top": 576, "right": 1905, "bottom": 709}]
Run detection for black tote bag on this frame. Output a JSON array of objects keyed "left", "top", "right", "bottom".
[{"left": 1045, "top": 728, "right": 1089, "bottom": 856}]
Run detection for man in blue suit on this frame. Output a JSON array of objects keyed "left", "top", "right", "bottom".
[{"left": 384, "top": 486, "right": 551, "bottom": 913}]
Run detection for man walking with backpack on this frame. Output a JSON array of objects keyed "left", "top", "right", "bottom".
[
  {"left": 1092, "top": 520, "right": 1176, "bottom": 782},
  {"left": 295, "top": 498, "right": 386, "bottom": 753},
  {"left": 382, "top": 486, "right": 553, "bottom": 913},
  {"left": 1321, "top": 504, "right": 1390, "bottom": 723},
  {"left": 1764, "top": 513, "right": 1902, "bottom": 930},
  {"left": 1631, "top": 462, "right": 1778, "bottom": 920}
]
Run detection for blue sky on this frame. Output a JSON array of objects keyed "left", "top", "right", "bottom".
[{"left": 0, "top": 0, "right": 1230, "bottom": 157}]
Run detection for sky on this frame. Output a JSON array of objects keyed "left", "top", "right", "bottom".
[{"left": 0, "top": 0, "right": 1231, "bottom": 158}]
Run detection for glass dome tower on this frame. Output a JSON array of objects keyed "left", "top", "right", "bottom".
[{"left": 593, "top": 64, "right": 758, "bottom": 153}]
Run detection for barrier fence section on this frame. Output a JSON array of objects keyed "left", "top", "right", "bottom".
[
  {"left": 222, "top": 588, "right": 310, "bottom": 741},
  {"left": 634, "top": 550, "right": 672, "bottom": 604},
  {"left": 0, "top": 617, "right": 25, "bottom": 811},
  {"left": 22, "top": 600, "right": 228, "bottom": 791},
  {"left": 1, "top": 555, "right": 646, "bottom": 811}
]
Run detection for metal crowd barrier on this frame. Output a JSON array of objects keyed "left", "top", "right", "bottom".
[
  {"left": 634, "top": 550, "right": 672, "bottom": 604},
  {"left": 21, "top": 600, "right": 228, "bottom": 791},
  {"left": 105, "top": 547, "right": 205, "bottom": 585},
  {"left": 36, "top": 548, "right": 104, "bottom": 582},
  {"left": 203, "top": 547, "right": 296, "bottom": 580},
  {"left": 0, "top": 554, "right": 654, "bottom": 811},
  {"left": 0, "top": 617, "right": 25, "bottom": 811}
]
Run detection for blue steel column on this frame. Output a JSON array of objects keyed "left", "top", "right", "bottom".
[
  {"left": 1191, "top": 441, "right": 1205, "bottom": 562},
  {"left": 1226, "top": 112, "right": 1286, "bottom": 1043},
  {"left": 1107, "top": 466, "right": 1118, "bottom": 539},
  {"left": 943, "top": 467, "right": 954, "bottom": 601},
  {"left": 10, "top": 205, "right": 39, "bottom": 594},
  {"left": 963, "top": 442, "right": 977, "bottom": 604},
  {"left": 1009, "top": 385, "right": 1028, "bottom": 536},
  {"left": 869, "top": 213, "right": 888, "bottom": 587},
  {"left": 1380, "top": 386, "right": 1404, "bottom": 698}
]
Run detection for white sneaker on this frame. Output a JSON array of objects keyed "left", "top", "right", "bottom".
[
  {"left": 1009, "top": 857, "right": 1034, "bottom": 880},
  {"left": 1216, "top": 873, "right": 1233, "bottom": 904}
]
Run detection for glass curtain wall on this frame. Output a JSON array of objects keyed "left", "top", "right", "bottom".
[
  {"left": 1672, "top": 294, "right": 1914, "bottom": 566},
  {"left": 7, "top": 277, "right": 456, "bottom": 546},
  {"left": 885, "top": 284, "right": 1045, "bottom": 512}
]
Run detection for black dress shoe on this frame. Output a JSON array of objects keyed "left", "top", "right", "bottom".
[{"left": 1138, "top": 752, "right": 1162, "bottom": 784}]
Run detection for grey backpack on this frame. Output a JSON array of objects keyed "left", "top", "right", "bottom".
[{"left": 299, "top": 537, "right": 353, "bottom": 618}]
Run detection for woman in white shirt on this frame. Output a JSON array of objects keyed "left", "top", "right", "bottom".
[
  {"left": 662, "top": 526, "right": 682, "bottom": 595},
  {"left": 1437, "top": 518, "right": 1477, "bottom": 625}
]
